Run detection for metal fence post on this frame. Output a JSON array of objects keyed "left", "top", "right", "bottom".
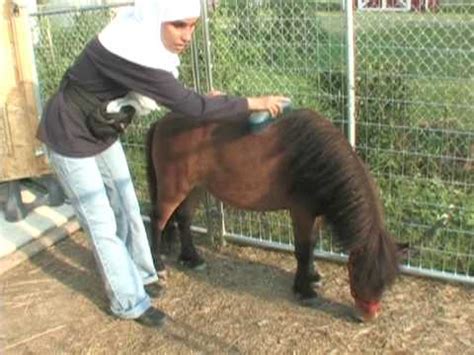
[
  {"left": 190, "top": 36, "right": 202, "bottom": 93},
  {"left": 345, "top": 0, "right": 356, "bottom": 148},
  {"left": 200, "top": 0, "right": 214, "bottom": 91},
  {"left": 200, "top": 0, "right": 226, "bottom": 248}
]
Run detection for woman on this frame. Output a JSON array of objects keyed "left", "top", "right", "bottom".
[{"left": 37, "top": 0, "right": 289, "bottom": 328}]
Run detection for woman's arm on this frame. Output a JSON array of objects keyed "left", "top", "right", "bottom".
[{"left": 85, "top": 38, "right": 288, "bottom": 120}]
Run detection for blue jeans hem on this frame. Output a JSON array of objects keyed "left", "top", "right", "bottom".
[
  {"left": 143, "top": 274, "right": 159, "bottom": 286},
  {"left": 111, "top": 295, "right": 151, "bottom": 319}
]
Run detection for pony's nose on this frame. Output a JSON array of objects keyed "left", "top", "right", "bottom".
[{"left": 353, "top": 299, "right": 381, "bottom": 322}]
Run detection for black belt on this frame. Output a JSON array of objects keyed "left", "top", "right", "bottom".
[{"left": 62, "top": 75, "right": 135, "bottom": 140}]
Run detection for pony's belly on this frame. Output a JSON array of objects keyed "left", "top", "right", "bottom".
[{"left": 206, "top": 180, "right": 289, "bottom": 212}]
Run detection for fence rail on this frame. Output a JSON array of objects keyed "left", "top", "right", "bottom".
[{"left": 28, "top": 0, "right": 473, "bottom": 284}]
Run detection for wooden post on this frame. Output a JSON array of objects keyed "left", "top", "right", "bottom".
[{"left": 0, "top": 0, "right": 50, "bottom": 182}]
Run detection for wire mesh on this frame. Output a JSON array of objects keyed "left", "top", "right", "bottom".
[
  {"left": 28, "top": 0, "right": 473, "bottom": 283},
  {"left": 354, "top": 4, "right": 473, "bottom": 279}
]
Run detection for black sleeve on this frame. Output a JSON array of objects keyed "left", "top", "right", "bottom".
[{"left": 85, "top": 38, "right": 249, "bottom": 120}]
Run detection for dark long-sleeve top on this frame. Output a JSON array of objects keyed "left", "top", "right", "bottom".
[{"left": 37, "top": 37, "right": 249, "bottom": 158}]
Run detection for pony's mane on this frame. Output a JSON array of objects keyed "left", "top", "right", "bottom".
[
  {"left": 280, "top": 109, "right": 398, "bottom": 295},
  {"left": 280, "top": 110, "right": 381, "bottom": 246}
]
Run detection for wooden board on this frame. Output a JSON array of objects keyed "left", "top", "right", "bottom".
[{"left": 0, "top": 0, "right": 50, "bottom": 182}]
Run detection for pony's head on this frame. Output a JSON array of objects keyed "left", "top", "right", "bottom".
[{"left": 347, "top": 229, "right": 399, "bottom": 322}]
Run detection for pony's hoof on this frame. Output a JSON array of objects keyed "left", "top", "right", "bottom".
[
  {"left": 296, "top": 294, "right": 320, "bottom": 307},
  {"left": 192, "top": 261, "right": 207, "bottom": 271},
  {"left": 311, "top": 280, "right": 323, "bottom": 288},
  {"left": 178, "top": 256, "right": 207, "bottom": 271},
  {"left": 294, "top": 287, "right": 319, "bottom": 307},
  {"left": 310, "top": 272, "right": 323, "bottom": 288}
]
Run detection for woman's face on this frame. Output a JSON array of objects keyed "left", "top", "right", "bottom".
[{"left": 161, "top": 18, "right": 199, "bottom": 54}]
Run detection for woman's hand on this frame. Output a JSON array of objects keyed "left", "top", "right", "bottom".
[
  {"left": 247, "top": 96, "right": 291, "bottom": 117},
  {"left": 207, "top": 90, "right": 226, "bottom": 97}
]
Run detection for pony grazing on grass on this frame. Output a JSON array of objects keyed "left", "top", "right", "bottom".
[{"left": 146, "top": 108, "right": 400, "bottom": 321}]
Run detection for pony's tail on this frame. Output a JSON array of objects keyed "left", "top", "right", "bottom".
[{"left": 145, "top": 121, "right": 159, "bottom": 219}]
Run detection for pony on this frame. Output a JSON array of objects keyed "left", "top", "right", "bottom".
[{"left": 146, "top": 109, "right": 400, "bottom": 321}]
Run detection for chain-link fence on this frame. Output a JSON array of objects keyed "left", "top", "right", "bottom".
[
  {"left": 354, "top": 4, "right": 473, "bottom": 282},
  {"left": 29, "top": 0, "right": 473, "bottom": 284}
]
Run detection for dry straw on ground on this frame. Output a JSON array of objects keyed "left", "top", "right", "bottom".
[{"left": 2, "top": 231, "right": 473, "bottom": 353}]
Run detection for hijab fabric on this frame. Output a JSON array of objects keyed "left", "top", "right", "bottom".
[
  {"left": 98, "top": 0, "right": 201, "bottom": 78},
  {"left": 98, "top": 0, "right": 201, "bottom": 115}
]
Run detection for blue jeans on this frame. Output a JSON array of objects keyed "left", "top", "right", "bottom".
[{"left": 47, "top": 141, "right": 158, "bottom": 319}]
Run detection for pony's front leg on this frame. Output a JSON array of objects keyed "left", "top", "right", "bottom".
[
  {"left": 308, "top": 260, "right": 323, "bottom": 288},
  {"left": 291, "top": 208, "right": 319, "bottom": 303},
  {"left": 308, "top": 217, "right": 325, "bottom": 288}
]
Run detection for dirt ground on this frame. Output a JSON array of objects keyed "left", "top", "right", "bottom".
[{"left": 1, "top": 231, "right": 473, "bottom": 354}]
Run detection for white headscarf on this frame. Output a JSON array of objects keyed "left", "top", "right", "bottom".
[{"left": 99, "top": 0, "right": 201, "bottom": 78}]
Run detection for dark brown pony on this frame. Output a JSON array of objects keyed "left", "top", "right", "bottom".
[{"left": 146, "top": 109, "right": 399, "bottom": 321}]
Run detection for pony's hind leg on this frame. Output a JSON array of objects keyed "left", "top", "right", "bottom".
[
  {"left": 150, "top": 210, "right": 167, "bottom": 278},
  {"left": 290, "top": 207, "right": 319, "bottom": 304},
  {"left": 175, "top": 189, "right": 206, "bottom": 270},
  {"left": 150, "top": 196, "right": 190, "bottom": 279}
]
